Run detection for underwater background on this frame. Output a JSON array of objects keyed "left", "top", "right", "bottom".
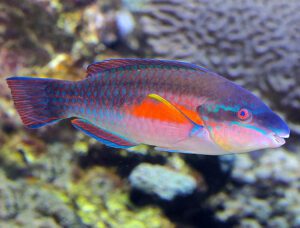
[{"left": 0, "top": 0, "right": 300, "bottom": 227}]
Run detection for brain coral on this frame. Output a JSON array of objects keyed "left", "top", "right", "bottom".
[{"left": 133, "top": 0, "right": 300, "bottom": 131}]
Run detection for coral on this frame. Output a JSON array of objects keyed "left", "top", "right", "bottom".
[
  {"left": 29, "top": 143, "right": 75, "bottom": 188},
  {"left": 0, "top": 172, "right": 20, "bottom": 220},
  {"left": 0, "top": 0, "right": 125, "bottom": 75},
  {"left": 31, "top": 53, "right": 85, "bottom": 81},
  {"left": 231, "top": 150, "right": 300, "bottom": 185},
  {"left": 77, "top": 0, "right": 134, "bottom": 49},
  {"left": 0, "top": 48, "right": 27, "bottom": 77},
  {"left": 0, "top": 0, "right": 73, "bottom": 66},
  {"left": 132, "top": 0, "right": 300, "bottom": 130},
  {"left": 208, "top": 149, "right": 300, "bottom": 227},
  {"left": 122, "top": 0, "right": 150, "bottom": 12},
  {"left": 129, "top": 163, "right": 197, "bottom": 200},
  {"left": 0, "top": 171, "right": 81, "bottom": 227},
  {"left": 34, "top": 189, "right": 81, "bottom": 228},
  {"left": 0, "top": 162, "right": 175, "bottom": 227},
  {"left": 61, "top": 0, "right": 96, "bottom": 11},
  {"left": 72, "top": 167, "right": 174, "bottom": 227},
  {"left": 0, "top": 123, "right": 76, "bottom": 186}
]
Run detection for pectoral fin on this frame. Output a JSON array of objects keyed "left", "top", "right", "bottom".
[
  {"left": 129, "top": 93, "right": 206, "bottom": 145},
  {"left": 146, "top": 94, "right": 204, "bottom": 135},
  {"left": 131, "top": 93, "right": 204, "bottom": 126},
  {"left": 71, "top": 118, "right": 137, "bottom": 148}
]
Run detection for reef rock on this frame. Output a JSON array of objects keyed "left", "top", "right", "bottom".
[
  {"left": 208, "top": 149, "right": 300, "bottom": 227},
  {"left": 0, "top": 171, "right": 81, "bottom": 228},
  {"left": 129, "top": 163, "right": 197, "bottom": 200},
  {"left": 73, "top": 167, "right": 174, "bottom": 227}
]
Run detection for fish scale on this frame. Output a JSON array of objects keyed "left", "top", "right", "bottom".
[{"left": 59, "top": 66, "right": 205, "bottom": 144}]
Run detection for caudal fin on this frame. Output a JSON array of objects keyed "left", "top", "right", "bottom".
[{"left": 6, "top": 76, "right": 64, "bottom": 128}]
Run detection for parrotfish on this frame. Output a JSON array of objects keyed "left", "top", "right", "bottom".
[{"left": 6, "top": 59, "right": 290, "bottom": 155}]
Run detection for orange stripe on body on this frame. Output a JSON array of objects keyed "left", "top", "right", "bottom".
[{"left": 129, "top": 98, "right": 204, "bottom": 126}]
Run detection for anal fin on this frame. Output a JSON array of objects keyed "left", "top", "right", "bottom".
[
  {"left": 154, "top": 147, "right": 195, "bottom": 154},
  {"left": 71, "top": 118, "right": 137, "bottom": 148}
]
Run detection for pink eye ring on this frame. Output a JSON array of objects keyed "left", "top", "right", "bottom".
[{"left": 237, "top": 108, "right": 251, "bottom": 121}]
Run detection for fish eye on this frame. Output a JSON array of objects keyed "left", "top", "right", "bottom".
[{"left": 237, "top": 108, "right": 252, "bottom": 121}]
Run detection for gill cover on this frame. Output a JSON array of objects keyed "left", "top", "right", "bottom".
[{"left": 198, "top": 102, "right": 267, "bottom": 153}]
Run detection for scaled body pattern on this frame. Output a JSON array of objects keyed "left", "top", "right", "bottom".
[{"left": 7, "top": 59, "right": 289, "bottom": 155}]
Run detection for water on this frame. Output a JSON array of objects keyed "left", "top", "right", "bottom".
[{"left": 0, "top": 0, "right": 299, "bottom": 227}]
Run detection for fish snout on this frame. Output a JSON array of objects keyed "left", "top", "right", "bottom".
[
  {"left": 273, "top": 118, "right": 290, "bottom": 138},
  {"left": 270, "top": 120, "right": 290, "bottom": 147},
  {"left": 262, "top": 112, "right": 290, "bottom": 147},
  {"left": 271, "top": 133, "right": 286, "bottom": 146},
  {"left": 275, "top": 130, "right": 290, "bottom": 139}
]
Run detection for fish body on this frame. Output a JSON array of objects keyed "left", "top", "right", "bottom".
[{"left": 6, "top": 59, "right": 290, "bottom": 155}]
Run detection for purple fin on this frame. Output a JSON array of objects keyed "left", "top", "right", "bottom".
[
  {"left": 6, "top": 76, "right": 64, "bottom": 128},
  {"left": 86, "top": 58, "right": 210, "bottom": 77},
  {"left": 71, "top": 118, "right": 137, "bottom": 148}
]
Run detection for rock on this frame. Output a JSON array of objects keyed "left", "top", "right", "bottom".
[
  {"left": 73, "top": 167, "right": 174, "bottom": 227},
  {"left": 0, "top": 172, "right": 82, "bottom": 227},
  {"left": 0, "top": 173, "right": 20, "bottom": 219},
  {"left": 129, "top": 163, "right": 197, "bottom": 200},
  {"left": 34, "top": 190, "right": 81, "bottom": 228},
  {"left": 208, "top": 149, "right": 300, "bottom": 227},
  {"left": 232, "top": 149, "right": 300, "bottom": 184}
]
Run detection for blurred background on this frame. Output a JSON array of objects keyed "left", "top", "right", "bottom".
[{"left": 0, "top": 0, "right": 300, "bottom": 227}]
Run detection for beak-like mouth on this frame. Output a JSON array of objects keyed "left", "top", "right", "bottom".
[
  {"left": 277, "top": 132, "right": 290, "bottom": 139},
  {"left": 272, "top": 132, "right": 289, "bottom": 146},
  {"left": 273, "top": 134, "right": 286, "bottom": 145}
]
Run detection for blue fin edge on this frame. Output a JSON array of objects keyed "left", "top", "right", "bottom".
[
  {"left": 72, "top": 121, "right": 134, "bottom": 149},
  {"left": 27, "top": 119, "right": 62, "bottom": 129}
]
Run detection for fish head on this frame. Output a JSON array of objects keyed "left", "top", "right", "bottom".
[{"left": 197, "top": 81, "right": 290, "bottom": 153}]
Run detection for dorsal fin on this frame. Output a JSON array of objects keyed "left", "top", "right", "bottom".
[{"left": 86, "top": 58, "right": 209, "bottom": 77}]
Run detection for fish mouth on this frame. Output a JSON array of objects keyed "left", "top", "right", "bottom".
[
  {"left": 271, "top": 132, "right": 289, "bottom": 146},
  {"left": 273, "top": 135, "right": 286, "bottom": 145}
]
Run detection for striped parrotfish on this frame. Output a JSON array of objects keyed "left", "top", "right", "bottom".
[{"left": 6, "top": 58, "right": 290, "bottom": 155}]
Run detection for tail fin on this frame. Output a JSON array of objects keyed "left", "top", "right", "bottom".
[{"left": 6, "top": 76, "right": 64, "bottom": 128}]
